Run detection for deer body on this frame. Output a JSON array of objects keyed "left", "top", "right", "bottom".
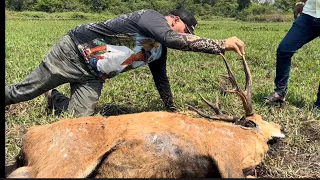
[
  {"left": 9, "top": 112, "right": 271, "bottom": 178},
  {"left": 7, "top": 54, "right": 285, "bottom": 178}
]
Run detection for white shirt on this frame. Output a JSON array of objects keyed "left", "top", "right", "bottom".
[
  {"left": 94, "top": 36, "right": 162, "bottom": 75},
  {"left": 302, "top": 0, "right": 320, "bottom": 18}
]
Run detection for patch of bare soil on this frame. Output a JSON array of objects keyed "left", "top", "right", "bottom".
[
  {"left": 5, "top": 102, "right": 29, "bottom": 118},
  {"left": 301, "top": 121, "right": 320, "bottom": 142}
]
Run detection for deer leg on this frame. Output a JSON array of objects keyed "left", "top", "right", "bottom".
[
  {"left": 209, "top": 153, "right": 245, "bottom": 178},
  {"left": 215, "top": 161, "right": 245, "bottom": 178}
]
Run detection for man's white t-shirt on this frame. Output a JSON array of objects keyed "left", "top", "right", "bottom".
[{"left": 303, "top": 0, "right": 320, "bottom": 18}]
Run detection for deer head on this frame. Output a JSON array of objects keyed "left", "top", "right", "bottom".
[{"left": 187, "top": 54, "right": 285, "bottom": 141}]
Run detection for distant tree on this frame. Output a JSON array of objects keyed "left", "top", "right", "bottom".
[
  {"left": 274, "top": 0, "right": 295, "bottom": 12},
  {"left": 237, "top": 0, "right": 251, "bottom": 10},
  {"left": 194, "top": 0, "right": 218, "bottom": 5},
  {"left": 149, "top": 0, "right": 176, "bottom": 14},
  {"left": 5, "top": 0, "right": 283, "bottom": 18},
  {"left": 5, "top": 0, "right": 23, "bottom": 11},
  {"left": 175, "top": 0, "right": 196, "bottom": 12},
  {"left": 33, "top": 0, "right": 82, "bottom": 12},
  {"left": 79, "top": 0, "right": 109, "bottom": 13},
  {"left": 125, "top": 0, "right": 152, "bottom": 12},
  {"left": 215, "top": 0, "right": 238, "bottom": 17},
  {"left": 5, "top": 0, "right": 38, "bottom": 11},
  {"left": 33, "top": 0, "right": 56, "bottom": 12}
]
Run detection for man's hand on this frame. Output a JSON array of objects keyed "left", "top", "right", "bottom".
[{"left": 225, "top": 36, "right": 245, "bottom": 56}]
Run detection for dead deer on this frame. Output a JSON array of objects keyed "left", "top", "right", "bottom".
[{"left": 6, "top": 54, "right": 285, "bottom": 178}]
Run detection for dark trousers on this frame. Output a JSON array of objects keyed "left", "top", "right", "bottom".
[
  {"left": 5, "top": 35, "right": 103, "bottom": 116},
  {"left": 274, "top": 13, "right": 320, "bottom": 105},
  {"left": 316, "top": 83, "right": 320, "bottom": 106}
]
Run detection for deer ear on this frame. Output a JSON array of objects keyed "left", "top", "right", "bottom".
[{"left": 210, "top": 154, "right": 245, "bottom": 178}]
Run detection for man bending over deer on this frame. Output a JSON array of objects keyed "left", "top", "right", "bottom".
[{"left": 5, "top": 8, "right": 245, "bottom": 117}]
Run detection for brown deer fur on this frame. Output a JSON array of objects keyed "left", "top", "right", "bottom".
[
  {"left": 7, "top": 111, "right": 283, "bottom": 178},
  {"left": 6, "top": 55, "right": 285, "bottom": 178}
]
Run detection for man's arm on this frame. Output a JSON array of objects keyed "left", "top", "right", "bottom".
[
  {"left": 138, "top": 10, "right": 226, "bottom": 55},
  {"left": 294, "top": 5, "right": 301, "bottom": 19},
  {"left": 148, "top": 47, "right": 176, "bottom": 111},
  {"left": 163, "top": 31, "right": 226, "bottom": 55}
]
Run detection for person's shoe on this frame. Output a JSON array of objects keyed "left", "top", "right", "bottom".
[
  {"left": 166, "top": 104, "right": 177, "bottom": 112},
  {"left": 264, "top": 92, "right": 285, "bottom": 105},
  {"left": 43, "top": 89, "right": 57, "bottom": 110}
]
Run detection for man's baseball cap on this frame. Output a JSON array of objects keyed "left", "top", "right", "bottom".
[{"left": 170, "top": 9, "right": 198, "bottom": 35}]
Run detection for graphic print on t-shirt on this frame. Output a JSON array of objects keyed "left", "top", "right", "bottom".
[{"left": 79, "top": 34, "right": 162, "bottom": 79}]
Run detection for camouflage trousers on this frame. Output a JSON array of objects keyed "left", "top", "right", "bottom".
[{"left": 5, "top": 35, "right": 103, "bottom": 117}]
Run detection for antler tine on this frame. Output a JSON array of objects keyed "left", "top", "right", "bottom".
[
  {"left": 219, "top": 54, "right": 241, "bottom": 91},
  {"left": 241, "top": 55, "right": 252, "bottom": 103},
  {"left": 199, "top": 93, "right": 222, "bottom": 115},
  {"left": 186, "top": 104, "right": 238, "bottom": 122},
  {"left": 213, "top": 81, "right": 227, "bottom": 96},
  {"left": 219, "top": 53, "right": 253, "bottom": 116},
  {"left": 186, "top": 93, "right": 239, "bottom": 123}
]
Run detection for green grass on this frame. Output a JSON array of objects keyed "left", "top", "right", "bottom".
[
  {"left": 5, "top": 9, "right": 115, "bottom": 21},
  {"left": 5, "top": 12, "right": 320, "bottom": 178}
]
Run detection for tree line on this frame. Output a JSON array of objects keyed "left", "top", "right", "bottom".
[{"left": 6, "top": 0, "right": 298, "bottom": 18}]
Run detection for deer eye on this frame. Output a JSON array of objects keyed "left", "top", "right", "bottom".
[{"left": 244, "top": 120, "right": 257, "bottom": 128}]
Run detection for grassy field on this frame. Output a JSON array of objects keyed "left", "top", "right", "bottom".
[{"left": 5, "top": 11, "right": 320, "bottom": 178}]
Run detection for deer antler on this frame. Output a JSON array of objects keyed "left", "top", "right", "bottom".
[
  {"left": 219, "top": 53, "right": 253, "bottom": 116},
  {"left": 186, "top": 94, "right": 239, "bottom": 122},
  {"left": 187, "top": 54, "right": 253, "bottom": 122}
]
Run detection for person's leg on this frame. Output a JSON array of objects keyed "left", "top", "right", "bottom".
[
  {"left": 5, "top": 63, "right": 57, "bottom": 105},
  {"left": 44, "top": 89, "right": 69, "bottom": 114},
  {"left": 66, "top": 79, "right": 103, "bottom": 117},
  {"left": 5, "top": 35, "right": 97, "bottom": 110},
  {"left": 274, "top": 14, "right": 319, "bottom": 98},
  {"left": 47, "top": 78, "right": 102, "bottom": 116},
  {"left": 5, "top": 36, "right": 73, "bottom": 105},
  {"left": 313, "top": 18, "right": 320, "bottom": 108},
  {"left": 315, "top": 83, "right": 320, "bottom": 109}
]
